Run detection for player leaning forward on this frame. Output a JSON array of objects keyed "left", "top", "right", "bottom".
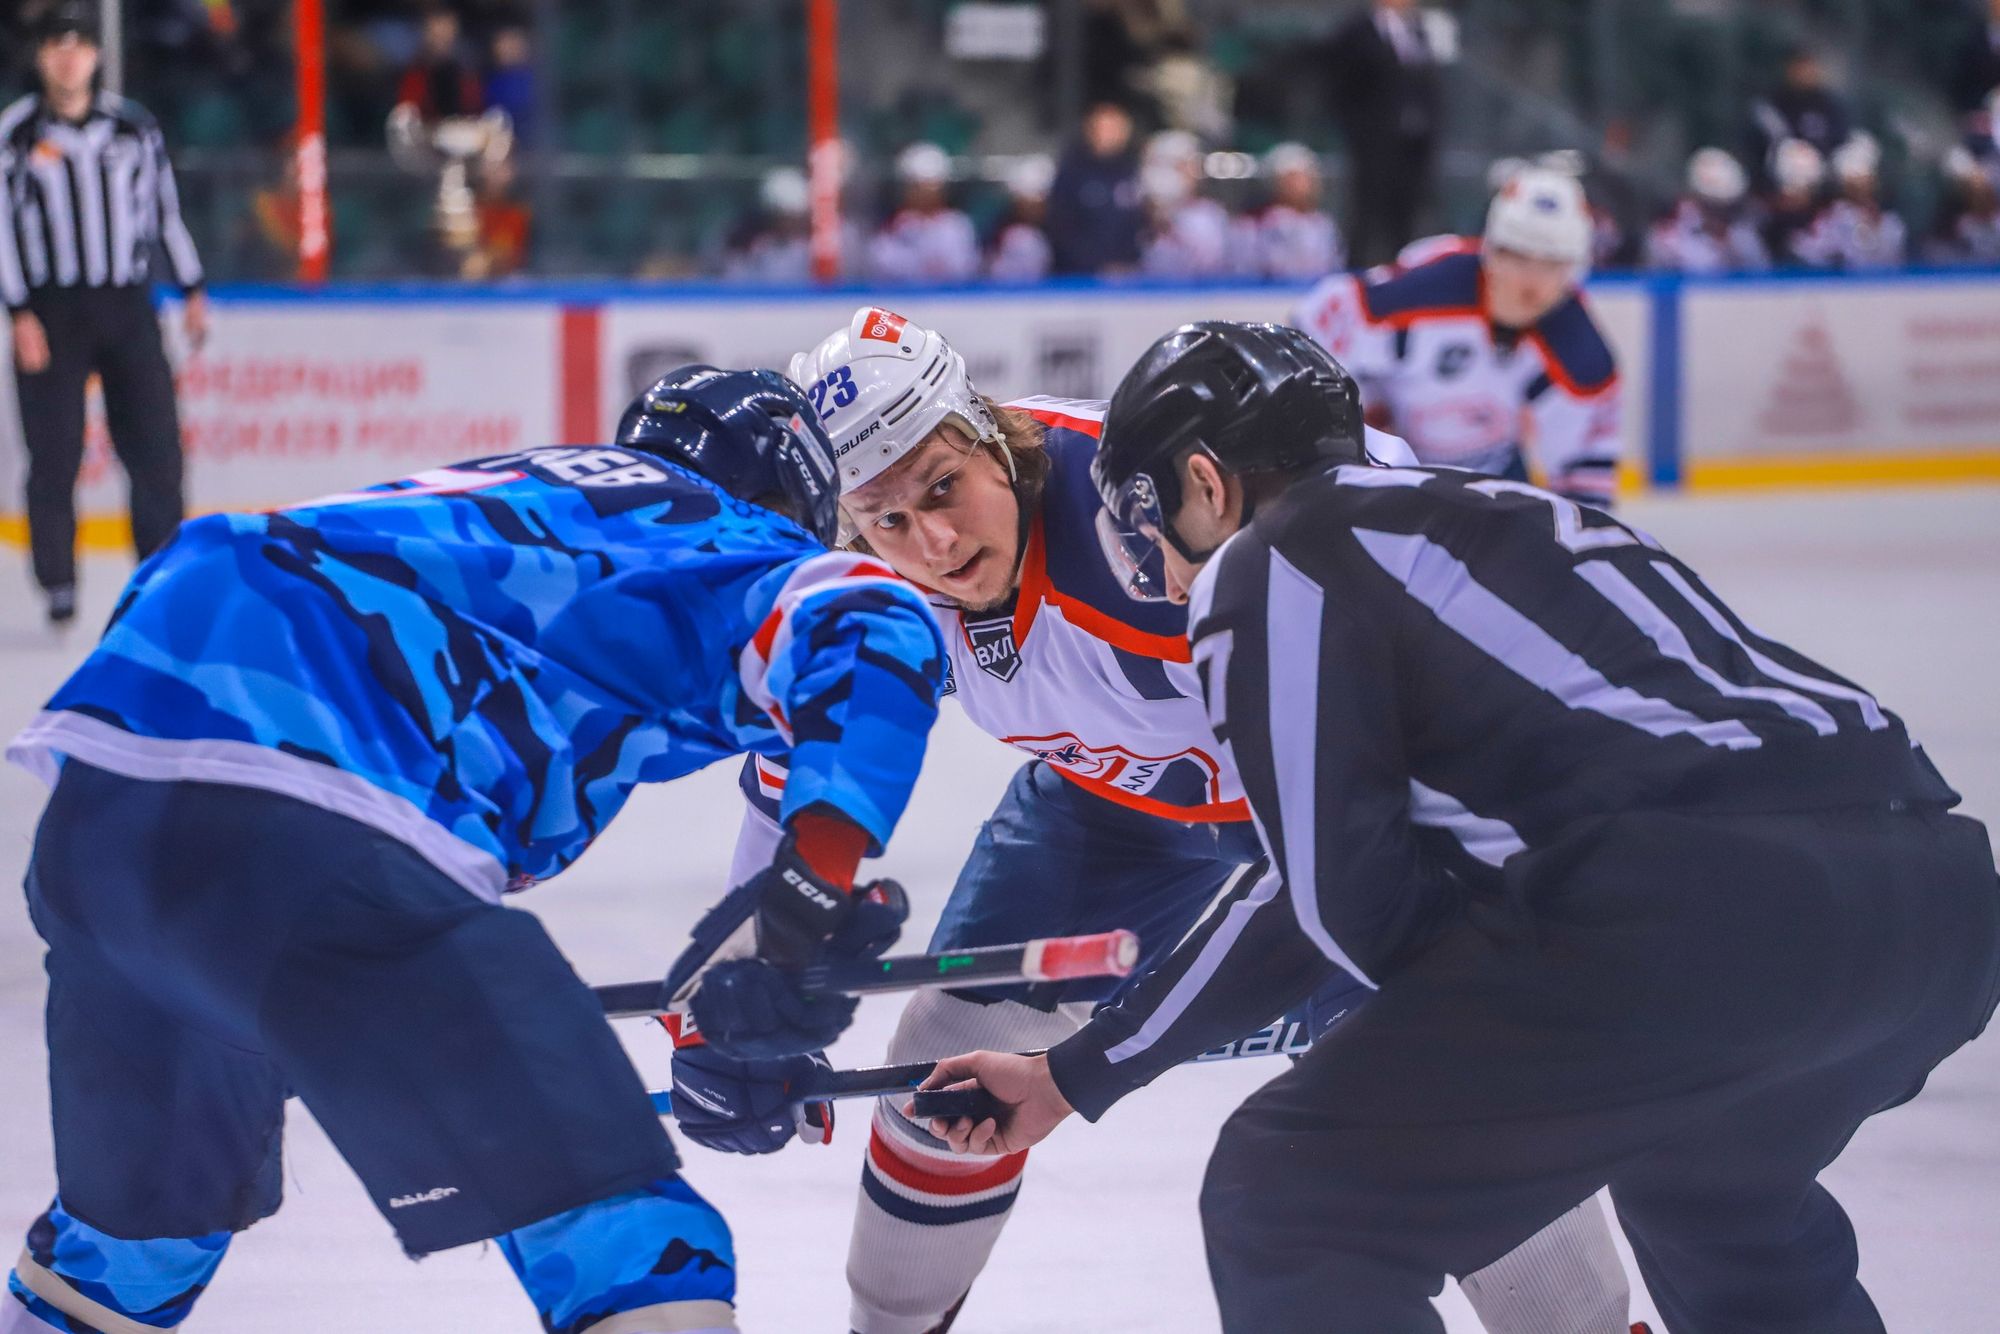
[
  {"left": 1294, "top": 166, "right": 1622, "bottom": 507},
  {"left": 0, "top": 369, "right": 947, "bottom": 1334},
  {"left": 693, "top": 307, "right": 1641, "bottom": 1334},
  {"left": 923, "top": 321, "right": 2000, "bottom": 1332}
]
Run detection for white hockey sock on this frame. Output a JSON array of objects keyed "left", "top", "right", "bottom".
[
  {"left": 1457, "top": 1195, "right": 1631, "bottom": 1334},
  {"left": 846, "top": 992, "right": 1084, "bottom": 1334}
]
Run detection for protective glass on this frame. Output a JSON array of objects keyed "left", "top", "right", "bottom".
[{"left": 1094, "top": 470, "right": 1172, "bottom": 602}]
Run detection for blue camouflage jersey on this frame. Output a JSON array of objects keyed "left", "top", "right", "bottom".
[{"left": 7, "top": 446, "right": 946, "bottom": 901}]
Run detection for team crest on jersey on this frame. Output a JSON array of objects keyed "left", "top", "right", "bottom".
[{"left": 965, "top": 614, "right": 1021, "bottom": 683}]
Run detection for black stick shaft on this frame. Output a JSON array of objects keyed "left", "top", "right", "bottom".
[{"left": 597, "top": 930, "right": 1136, "bottom": 1019}]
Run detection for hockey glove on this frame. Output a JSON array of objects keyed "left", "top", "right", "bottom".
[
  {"left": 673, "top": 835, "right": 908, "bottom": 1059},
  {"left": 670, "top": 1043, "right": 835, "bottom": 1155}
]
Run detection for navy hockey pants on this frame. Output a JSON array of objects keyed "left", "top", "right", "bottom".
[
  {"left": 22, "top": 761, "right": 680, "bottom": 1256},
  {"left": 932, "top": 759, "right": 1365, "bottom": 1029},
  {"left": 1200, "top": 804, "right": 2000, "bottom": 1333}
]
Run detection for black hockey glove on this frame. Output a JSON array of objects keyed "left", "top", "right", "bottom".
[
  {"left": 669, "top": 1044, "right": 835, "bottom": 1155},
  {"left": 669, "top": 836, "right": 907, "bottom": 1059}
]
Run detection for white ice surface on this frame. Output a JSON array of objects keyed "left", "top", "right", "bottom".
[{"left": 0, "top": 485, "right": 1995, "bottom": 1332}]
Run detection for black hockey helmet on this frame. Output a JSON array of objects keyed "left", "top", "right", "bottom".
[
  {"left": 617, "top": 365, "right": 841, "bottom": 545},
  {"left": 1091, "top": 321, "right": 1364, "bottom": 599}
]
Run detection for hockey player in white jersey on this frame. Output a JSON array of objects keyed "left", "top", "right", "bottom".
[
  {"left": 1294, "top": 165, "right": 1623, "bottom": 507},
  {"left": 1231, "top": 142, "right": 1346, "bottom": 280},
  {"left": 665, "top": 306, "right": 1641, "bottom": 1334},
  {"left": 1138, "top": 130, "right": 1238, "bottom": 278},
  {"left": 1644, "top": 148, "right": 1771, "bottom": 274},
  {"left": 868, "top": 143, "right": 981, "bottom": 282}
]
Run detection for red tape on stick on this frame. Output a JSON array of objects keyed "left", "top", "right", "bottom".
[{"left": 1023, "top": 929, "right": 1140, "bottom": 982}]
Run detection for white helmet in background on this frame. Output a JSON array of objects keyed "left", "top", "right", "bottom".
[
  {"left": 1263, "top": 141, "right": 1319, "bottom": 180},
  {"left": 1483, "top": 166, "right": 1592, "bottom": 269},
  {"left": 788, "top": 306, "right": 1001, "bottom": 493},
  {"left": 760, "top": 166, "right": 809, "bottom": 216},
  {"left": 896, "top": 141, "right": 952, "bottom": 185},
  {"left": 1144, "top": 129, "right": 1203, "bottom": 168},
  {"left": 1006, "top": 153, "right": 1056, "bottom": 200},
  {"left": 1831, "top": 130, "right": 1880, "bottom": 183},
  {"left": 1687, "top": 147, "right": 1747, "bottom": 205},
  {"left": 1771, "top": 137, "right": 1826, "bottom": 194}
]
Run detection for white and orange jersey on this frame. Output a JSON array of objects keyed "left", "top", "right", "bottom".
[
  {"left": 1293, "top": 245, "right": 1622, "bottom": 504},
  {"left": 737, "top": 396, "right": 1416, "bottom": 874}
]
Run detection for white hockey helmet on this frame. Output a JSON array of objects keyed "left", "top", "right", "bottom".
[
  {"left": 1263, "top": 141, "right": 1319, "bottom": 180},
  {"left": 1483, "top": 165, "right": 1592, "bottom": 268},
  {"left": 1687, "top": 147, "right": 1747, "bottom": 204},
  {"left": 1006, "top": 152, "right": 1056, "bottom": 200},
  {"left": 1144, "top": 129, "right": 1203, "bottom": 168},
  {"left": 1942, "top": 144, "right": 1986, "bottom": 187},
  {"left": 788, "top": 306, "right": 1002, "bottom": 494},
  {"left": 1830, "top": 131, "right": 1880, "bottom": 183},
  {"left": 760, "top": 166, "right": 809, "bottom": 216},
  {"left": 1770, "top": 137, "right": 1826, "bottom": 194},
  {"left": 896, "top": 141, "right": 952, "bottom": 185}
]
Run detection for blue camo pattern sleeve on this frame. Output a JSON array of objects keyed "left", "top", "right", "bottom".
[
  {"left": 17, "top": 447, "right": 941, "bottom": 891},
  {"left": 731, "top": 553, "right": 946, "bottom": 854}
]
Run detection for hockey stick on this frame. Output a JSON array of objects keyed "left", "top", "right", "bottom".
[
  {"left": 594, "top": 928, "right": 1141, "bottom": 1019},
  {"left": 644, "top": 1008, "right": 1343, "bottom": 1121},
  {"left": 644, "top": 1054, "right": 1031, "bottom": 1119}
]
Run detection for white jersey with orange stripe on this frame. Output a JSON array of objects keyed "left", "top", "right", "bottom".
[
  {"left": 734, "top": 398, "right": 1416, "bottom": 880},
  {"left": 1293, "top": 246, "right": 1623, "bottom": 505}
]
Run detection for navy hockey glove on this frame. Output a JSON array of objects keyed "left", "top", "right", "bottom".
[
  {"left": 674, "top": 837, "right": 908, "bottom": 1059},
  {"left": 670, "top": 1044, "right": 835, "bottom": 1155}
]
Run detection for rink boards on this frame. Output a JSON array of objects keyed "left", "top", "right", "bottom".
[{"left": 2, "top": 269, "right": 1999, "bottom": 541}]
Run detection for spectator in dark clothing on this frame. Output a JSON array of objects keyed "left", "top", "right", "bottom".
[
  {"left": 396, "top": 8, "right": 483, "bottom": 124},
  {"left": 484, "top": 23, "right": 534, "bottom": 145},
  {"left": 1949, "top": 0, "right": 2000, "bottom": 124},
  {"left": 1081, "top": 0, "right": 1189, "bottom": 116},
  {"left": 1746, "top": 49, "right": 1853, "bottom": 192},
  {"left": 1325, "top": 0, "right": 1445, "bottom": 267},
  {"left": 1046, "top": 101, "right": 1145, "bottom": 275}
]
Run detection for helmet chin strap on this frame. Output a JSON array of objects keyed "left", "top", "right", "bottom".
[{"left": 1161, "top": 464, "right": 1250, "bottom": 567}]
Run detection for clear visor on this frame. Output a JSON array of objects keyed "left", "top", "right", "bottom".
[{"left": 1094, "top": 472, "right": 1172, "bottom": 602}]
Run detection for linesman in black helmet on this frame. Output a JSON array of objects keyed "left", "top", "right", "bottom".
[
  {"left": 3, "top": 2, "right": 207, "bottom": 625},
  {"left": 918, "top": 320, "right": 2000, "bottom": 1334}
]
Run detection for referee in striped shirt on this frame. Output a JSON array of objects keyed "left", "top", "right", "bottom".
[
  {"left": 925, "top": 322, "right": 1999, "bottom": 1333},
  {"left": 2, "top": 3, "right": 207, "bottom": 625}
]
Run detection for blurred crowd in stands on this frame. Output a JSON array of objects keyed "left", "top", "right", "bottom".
[{"left": 5, "top": 0, "right": 2000, "bottom": 282}]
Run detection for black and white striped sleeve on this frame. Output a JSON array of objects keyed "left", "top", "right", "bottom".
[
  {"left": 0, "top": 133, "right": 27, "bottom": 311},
  {"left": 1046, "top": 524, "right": 1452, "bottom": 1120},
  {"left": 147, "top": 121, "right": 203, "bottom": 292}
]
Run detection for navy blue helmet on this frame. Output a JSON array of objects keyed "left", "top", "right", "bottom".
[{"left": 616, "top": 366, "right": 842, "bottom": 546}]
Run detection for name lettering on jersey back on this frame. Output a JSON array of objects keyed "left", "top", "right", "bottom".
[{"left": 966, "top": 614, "right": 1022, "bottom": 683}]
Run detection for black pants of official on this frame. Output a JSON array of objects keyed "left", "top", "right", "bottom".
[
  {"left": 1345, "top": 137, "right": 1434, "bottom": 269},
  {"left": 13, "top": 285, "right": 185, "bottom": 592},
  {"left": 1201, "top": 805, "right": 2000, "bottom": 1333}
]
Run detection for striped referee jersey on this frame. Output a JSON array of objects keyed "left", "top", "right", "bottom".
[
  {"left": 0, "top": 90, "right": 203, "bottom": 311},
  {"left": 1047, "top": 460, "right": 1959, "bottom": 1118}
]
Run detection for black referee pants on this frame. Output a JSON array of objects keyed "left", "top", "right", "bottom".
[
  {"left": 1201, "top": 804, "right": 2000, "bottom": 1333},
  {"left": 14, "top": 286, "right": 185, "bottom": 592}
]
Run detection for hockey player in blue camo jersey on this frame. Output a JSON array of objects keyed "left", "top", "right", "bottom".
[{"left": 0, "top": 367, "right": 947, "bottom": 1334}]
